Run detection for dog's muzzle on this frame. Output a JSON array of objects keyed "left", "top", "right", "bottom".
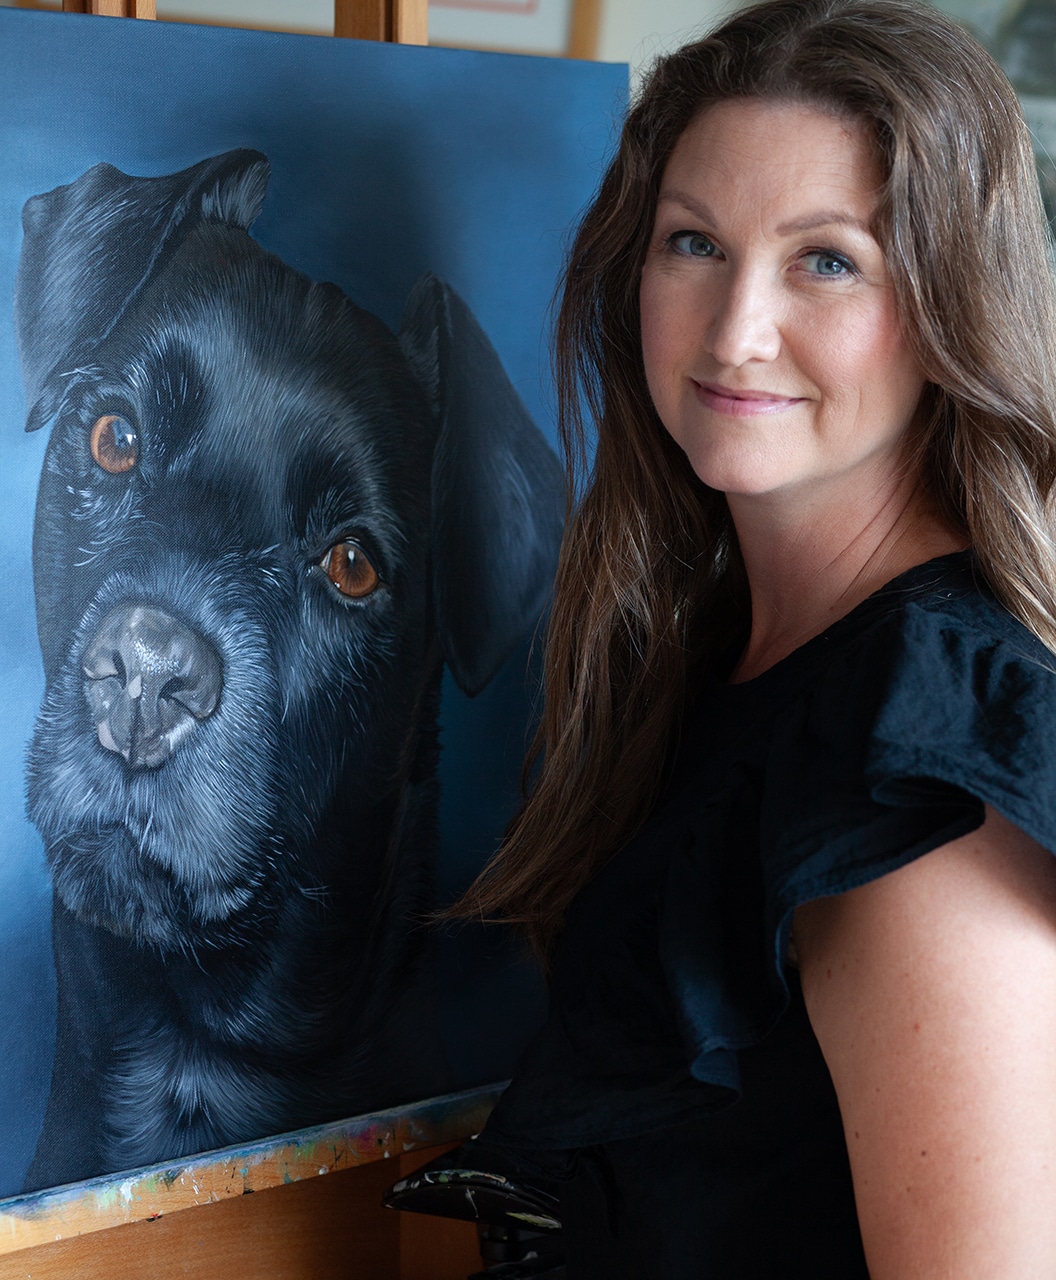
[{"left": 82, "top": 604, "right": 223, "bottom": 770}]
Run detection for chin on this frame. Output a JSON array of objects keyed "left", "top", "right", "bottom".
[{"left": 679, "top": 445, "right": 801, "bottom": 498}]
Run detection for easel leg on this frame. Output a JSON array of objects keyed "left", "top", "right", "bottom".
[
  {"left": 61, "top": 1, "right": 157, "bottom": 16},
  {"left": 335, "top": 0, "right": 427, "bottom": 46}
]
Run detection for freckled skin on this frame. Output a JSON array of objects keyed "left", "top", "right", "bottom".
[{"left": 796, "top": 808, "right": 1056, "bottom": 1277}]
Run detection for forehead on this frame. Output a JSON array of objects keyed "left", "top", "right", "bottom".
[{"left": 658, "top": 99, "right": 884, "bottom": 226}]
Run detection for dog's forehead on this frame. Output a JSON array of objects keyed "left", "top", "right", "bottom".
[{"left": 117, "top": 227, "right": 437, "bottom": 520}]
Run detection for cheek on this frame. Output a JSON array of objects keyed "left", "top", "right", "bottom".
[
  {"left": 639, "top": 270, "right": 684, "bottom": 412},
  {"left": 639, "top": 272, "right": 662, "bottom": 373},
  {"left": 859, "top": 320, "right": 926, "bottom": 426},
  {"left": 813, "top": 300, "right": 923, "bottom": 420}
]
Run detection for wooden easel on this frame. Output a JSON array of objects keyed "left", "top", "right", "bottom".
[
  {"left": 57, "top": 0, "right": 600, "bottom": 59},
  {"left": 60, "top": 0, "right": 429, "bottom": 45},
  {"left": 0, "top": 1089, "right": 489, "bottom": 1279}
]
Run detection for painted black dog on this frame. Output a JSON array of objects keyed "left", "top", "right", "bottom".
[{"left": 16, "top": 149, "right": 563, "bottom": 1190}]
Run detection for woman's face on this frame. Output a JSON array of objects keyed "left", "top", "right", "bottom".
[{"left": 639, "top": 99, "right": 927, "bottom": 509}]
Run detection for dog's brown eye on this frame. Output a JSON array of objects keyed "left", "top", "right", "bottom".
[
  {"left": 322, "top": 542, "right": 379, "bottom": 599},
  {"left": 90, "top": 415, "right": 138, "bottom": 474}
]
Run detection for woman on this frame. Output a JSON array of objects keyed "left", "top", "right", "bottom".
[{"left": 458, "top": 0, "right": 1056, "bottom": 1274}]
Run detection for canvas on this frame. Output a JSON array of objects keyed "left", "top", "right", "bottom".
[{"left": 0, "top": 7, "right": 625, "bottom": 1197}]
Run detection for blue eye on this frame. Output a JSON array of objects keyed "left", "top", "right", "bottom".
[
  {"left": 669, "top": 231, "right": 717, "bottom": 258},
  {"left": 803, "top": 251, "right": 854, "bottom": 277}
]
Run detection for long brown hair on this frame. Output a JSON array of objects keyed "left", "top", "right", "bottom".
[{"left": 457, "top": 0, "right": 1056, "bottom": 961}]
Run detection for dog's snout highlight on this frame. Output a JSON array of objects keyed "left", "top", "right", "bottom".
[{"left": 82, "top": 604, "right": 222, "bottom": 770}]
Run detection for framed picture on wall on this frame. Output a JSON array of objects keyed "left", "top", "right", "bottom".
[{"left": 428, "top": 0, "right": 600, "bottom": 59}]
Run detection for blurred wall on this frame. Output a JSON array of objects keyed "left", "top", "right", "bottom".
[{"left": 597, "top": 0, "right": 738, "bottom": 80}]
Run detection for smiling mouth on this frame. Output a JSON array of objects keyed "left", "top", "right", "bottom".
[{"left": 694, "top": 382, "right": 804, "bottom": 417}]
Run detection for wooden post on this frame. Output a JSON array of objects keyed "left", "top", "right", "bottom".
[
  {"left": 61, "top": 1, "right": 156, "bottom": 16},
  {"left": 335, "top": 0, "right": 427, "bottom": 46},
  {"left": 568, "top": 0, "right": 600, "bottom": 60}
]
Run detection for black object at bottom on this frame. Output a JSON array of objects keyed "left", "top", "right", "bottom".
[
  {"left": 382, "top": 1138, "right": 566, "bottom": 1278},
  {"left": 470, "top": 1222, "right": 566, "bottom": 1278}
]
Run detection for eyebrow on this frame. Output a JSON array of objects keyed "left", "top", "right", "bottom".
[
  {"left": 655, "top": 191, "right": 874, "bottom": 237},
  {"left": 775, "top": 211, "right": 873, "bottom": 235}
]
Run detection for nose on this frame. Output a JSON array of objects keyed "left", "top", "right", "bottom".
[
  {"left": 706, "top": 268, "right": 781, "bottom": 367},
  {"left": 82, "top": 604, "right": 223, "bottom": 770}
]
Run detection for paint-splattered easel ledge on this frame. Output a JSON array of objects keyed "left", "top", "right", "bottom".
[{"left": 0, "top": 1082, "right": 504, "bottom": 1256}]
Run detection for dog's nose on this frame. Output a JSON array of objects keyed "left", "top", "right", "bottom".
[{"left": 82, "top": 604, "right": 223, "bottom": 770}]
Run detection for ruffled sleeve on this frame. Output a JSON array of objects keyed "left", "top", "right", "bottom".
[{"left": 660, "top": 586, "right": 1056, "bottom": 1097}]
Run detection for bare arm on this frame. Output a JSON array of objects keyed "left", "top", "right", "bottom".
[{"left": 794, "top": 806, "right": 1056, "bottom": 1279}]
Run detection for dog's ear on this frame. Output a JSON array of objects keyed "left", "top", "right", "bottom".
[
  {"left": 16, "top": 149, "right": 269, "bottom": 433},
  {"left": 399, "top": 274, "right": 565, "bottom": 698}
]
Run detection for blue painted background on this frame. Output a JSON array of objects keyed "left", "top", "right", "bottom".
[{"left": 0, "top": 7, "right": 624, "bottom": 1196}]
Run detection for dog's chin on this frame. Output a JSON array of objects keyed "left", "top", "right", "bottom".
[{"left": 49, "top": 827, "right": 261, "bottom": 952}]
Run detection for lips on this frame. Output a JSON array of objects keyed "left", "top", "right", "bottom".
[{"left": 694, "top": 381, "right": 804, "bottom": 417}]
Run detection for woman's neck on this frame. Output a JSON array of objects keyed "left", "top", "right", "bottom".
[{"left": 727, "top": 475, "right": 967, "bottom": 683}]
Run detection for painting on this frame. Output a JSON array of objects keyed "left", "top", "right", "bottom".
[{"left": 0, "top": 6, "right": 625, "bottom": 1196}]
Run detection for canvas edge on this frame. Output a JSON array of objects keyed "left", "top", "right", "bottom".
[{"left": 0, "top": 1082, "right": 505, "bottom": 1255}]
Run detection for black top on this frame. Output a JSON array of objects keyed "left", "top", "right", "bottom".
[{"left": 481, "top": 552, "right": 1056, "bottom": 1277}]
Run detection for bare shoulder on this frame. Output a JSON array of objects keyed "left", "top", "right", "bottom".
[
  {"left": 794, "top": 807, "right": 1056, "bottom": 1279},
  {"left": 795, "top": 806, "right": 1056, "bottom": 962}
]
